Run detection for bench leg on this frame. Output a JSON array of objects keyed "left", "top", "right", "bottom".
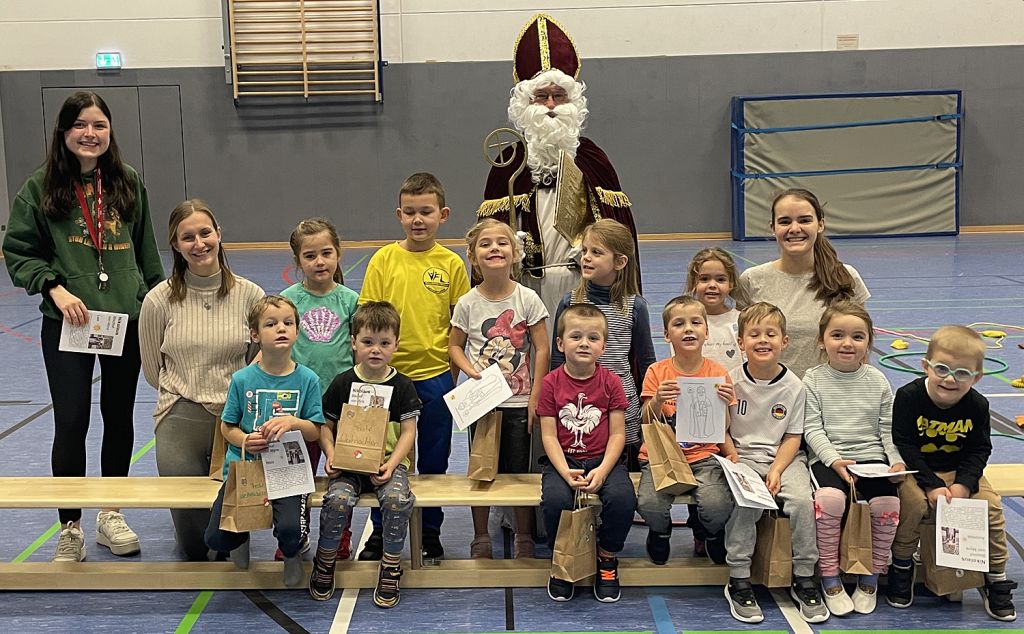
[{"left": 410, "top": 508, "right": 424, "bottom": 570}]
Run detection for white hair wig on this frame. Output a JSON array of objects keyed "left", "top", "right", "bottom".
[{"left": 507, "top": 69, "right": 590, "bottom": 184}]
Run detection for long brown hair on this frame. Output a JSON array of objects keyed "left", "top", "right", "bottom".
[
  {"left": 771, "top": 188, "right": 856, "bottom": 304},
  {"left": 41, "top": 91, "right": 137, "bottom": 221},
  {"left": 571, "top": 219, "right": 640, "bottom": 313},
  {"left": 685, "top": 246, "right": 742, "bottom": 304},
  {"left": 167, "top": 199, "right": 236, "bottom": 303},
  {"left": 289, "top": 217, "right": 344, "bottom": 285}
]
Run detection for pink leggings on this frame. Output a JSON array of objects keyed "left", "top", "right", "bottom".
[{"left": 814, "top": 487, "right": 900, "bottom": 576}]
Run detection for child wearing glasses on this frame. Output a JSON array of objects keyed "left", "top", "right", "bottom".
[{"left": 888, "top": 325, "right": 1016, "bottom": 621}]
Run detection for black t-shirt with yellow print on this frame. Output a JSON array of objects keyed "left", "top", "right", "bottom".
[{"left": 892, "top": 376, "right": 991, "bottom": 493}]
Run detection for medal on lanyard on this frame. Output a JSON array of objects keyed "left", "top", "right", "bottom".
[{"left": 74, "top": 170, "right": 108, "bottom": 291}]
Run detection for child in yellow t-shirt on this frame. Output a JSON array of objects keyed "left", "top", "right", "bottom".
[{"left": 358, "top": 172, "right": 469, "bottom": 560}]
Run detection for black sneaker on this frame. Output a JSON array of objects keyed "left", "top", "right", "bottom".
[
  {"left": 594, "top": 557, "right": 621, "bottom": 603},
  {"left": 885, "top": 563, "right": 915, "bottom": 608},
  {"left": 547, "top": 576, "right": 574, "bottom": 602},
  {"left": 982, "top": 580, "right": 1018, "bottom": 621},
  {"left": 705, "top": 531, "right": 727, "bottom": 565},
  {"left": 422, "top": 531, "right": 444, "bottom": 560},
  {"left": 373, "top": 562, "right": 403, "bottom": 609},
  {"left": 725, "top": 577, "right": 764, "bottom": 623},
  {"left": 308, "top": 554, "right": 336, "bottom": 601},
  {"left": 646, "top": 530, "right": 670, "bottom": 565},
  {"left": 357, "top": 529, "right": 383, "bottom": 561},
  {"left": 790, "top": 576, "right": 830, "bottom": 623}
]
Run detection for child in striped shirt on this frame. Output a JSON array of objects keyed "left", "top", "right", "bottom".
[
  {"left": 550, "top": 219, "right": 655, "bottom": 469},
  {"left": 803, "top": 301, "right": 905, "bottom": 616}
]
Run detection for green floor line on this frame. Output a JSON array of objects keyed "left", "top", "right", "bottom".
[
  {"left": 174, "top": 590, "right": 214, "bottom": 634},
  {"left": 720, "top": 247, "right": 759, "bottom": 267},
  {"left": 827, "top": 630, "right": 1024, "bottom": 634},
  {"left": 10, "top": 436, "right": 156, "bottom": 563},
  {"left": 344, "top": 253, "right": 370, "bottom": 277}
]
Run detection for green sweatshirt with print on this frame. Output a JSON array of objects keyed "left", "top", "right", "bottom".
[{"left": 3, "top": 165, "right": 165, "bottom": 321}]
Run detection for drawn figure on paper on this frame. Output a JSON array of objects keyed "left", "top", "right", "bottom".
[
  {"left": 455, "top": 371, "right": 505, "bottom": 417},
  {"left": 559, "top": 392, "right": 601, "bottom": 449},
  {"left": 688, "top": 385, "right": 712, "bottom": 439},
  {"left": 474, "top": 308, "right": 532, "bottom": 394}
]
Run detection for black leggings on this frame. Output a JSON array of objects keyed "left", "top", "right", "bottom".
[{"left": 40, "top": 317, "right": 142, "bottom": 524}]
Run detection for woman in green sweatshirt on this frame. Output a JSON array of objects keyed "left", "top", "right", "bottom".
[{"left": 2, "top": 91, "right": 164, "bottom": 562}]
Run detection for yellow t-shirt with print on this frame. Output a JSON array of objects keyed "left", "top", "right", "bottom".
[{"left": 359, "top": 241, "right": 469, "bottom": 381}]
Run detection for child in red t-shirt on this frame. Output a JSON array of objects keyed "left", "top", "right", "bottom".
[{"left": 537, "top": 304, "right": 638, "bottom": 604}]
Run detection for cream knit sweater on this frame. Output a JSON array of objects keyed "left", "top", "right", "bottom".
[{"left": 139, "top": 269, "right": 264, "bottom": 428}]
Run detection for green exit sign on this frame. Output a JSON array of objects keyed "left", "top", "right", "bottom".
[{"left": 95, "top": 52, "right": 123, "bottom": 70}]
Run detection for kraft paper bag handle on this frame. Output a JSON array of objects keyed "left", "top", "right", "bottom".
[
  {"left": 573, "top": 489, "right": 591, "bottom": 510},
  {"left": 240, "top": 429, "right": 261, "bottom": 463}
]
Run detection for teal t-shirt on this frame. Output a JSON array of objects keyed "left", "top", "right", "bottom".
[
  {"left": 281, "top": 282, "right": 359, "bottom": 394},
  {"left": 220, "top": 362, "right": 324, "bottom": 479}
]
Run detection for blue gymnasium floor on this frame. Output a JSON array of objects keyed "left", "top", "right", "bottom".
[{"left": 1, "top": 233, "right": 1023, "bottom": 634}]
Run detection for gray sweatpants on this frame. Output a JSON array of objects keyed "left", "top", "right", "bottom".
[
  {"left": 155, "top": 399, "right": 218, "bottom": 561},
  {"left": 724, "top": 453, "right": 818, "bottom": 579},
  {"left": 637, "top": 456, "right": 733, "bottom": 535}
]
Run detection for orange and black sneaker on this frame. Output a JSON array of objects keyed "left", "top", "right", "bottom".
[{"left": 594, "top": 556, "right": 621, "bottom": 603}]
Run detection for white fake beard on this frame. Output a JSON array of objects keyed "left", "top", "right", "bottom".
[{"left": 510, "top": 103, "right": 583, "bottom": 185}]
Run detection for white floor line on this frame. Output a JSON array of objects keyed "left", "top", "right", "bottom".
[
  {"left": 330, "top": 518, "right": 375, "bottom": 634},
  {"left": 982, "top": 393, "right": 1024, "bottom": 398},
  {"left": 769, "top": 588, "right": 814, "bottom": 634}
]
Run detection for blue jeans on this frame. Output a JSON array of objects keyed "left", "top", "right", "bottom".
[
  {"left": 204, "top": 481, "right": 303, "bottom": 557},
  {"left": 540, "top": 455, "right": 637, "bottom": 553},
  {"left": 371, "top": 371, "right": 453, "bottom": 535}
]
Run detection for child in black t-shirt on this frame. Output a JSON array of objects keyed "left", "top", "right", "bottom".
[{"left": 888, "top": 325, "right": 1016, "bottom": 621}]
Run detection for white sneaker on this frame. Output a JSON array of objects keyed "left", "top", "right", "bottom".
[
  {"left": 54, "top": 521, "right": 86, "bottom": 562},
  {"left": 96, "top": 511, "right": 141, "bottom": 556},
  {"left": 851, "top": 584, "right": 878, "bottom": 614},
  {"left": 822, "top": 582, "right": 855, "bottom": 616}
]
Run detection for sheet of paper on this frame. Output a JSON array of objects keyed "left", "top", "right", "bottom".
[
  {"left": 349, "top": 382, "right": 394, "bottom": 409},
  {"left": 713, "top": 454, "right": 778, "bottom": 510},
  {"left": 675, "top": 377, "right": 727, "bottom": 444},
  {"left": 444, "top": 363, "right": 513, "bottom": 431},
  {"left": 58, "top": 310, "right": 128, "bottom": 357},
  {"left": 847, "top": 463, "right": 918, "bottom": 479},
  {"left": 935, "top": 497, "right": 989, "bottom": 572},
  {"left": 261, "top": 430, "right": 315, "bottom": 500}
]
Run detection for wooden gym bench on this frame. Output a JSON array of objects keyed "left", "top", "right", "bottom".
[{"left": 0, "top": 466, "right": 1019, "bottom": 591}]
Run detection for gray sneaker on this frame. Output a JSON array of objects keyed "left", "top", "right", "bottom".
[
  {"left": 53, "top": 522, "right": 86, "bottom": 562},
  {"left": 725, "top": 578, "right": 764, "bottom": 623},
  {"left": 283, "top": 554, "right": 304, "bottom": 588},
  {"left": 230, "top": 540, "right": 250, "bottom": 570},
  {"left": 791, "top": 576, "right": 830, "bottom": 623}
]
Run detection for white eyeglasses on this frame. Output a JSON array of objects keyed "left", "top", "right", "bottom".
[{"left": 925, "top": 359, "right": 979, "bottom": 382}]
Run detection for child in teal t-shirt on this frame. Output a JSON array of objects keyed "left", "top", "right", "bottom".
[{"left": 204, "top": 296, "right": 323, "bottom": 588}]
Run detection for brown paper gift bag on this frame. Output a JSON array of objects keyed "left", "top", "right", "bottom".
[
  {"left": 551, "top": 491, "right": 597, "bottom": 583},
  {"left": 468, "top": 410, "right": 502, "bottom": 482},
  {"left": 751, "top": 512, "right": 793, "bottom": 587},
  {"left": 219, "top": 435, "right": 273, "bottom": 533},
  {"left": 919, "top": 522, "right": 985, "bottom": 596},
  {"left": 208, "top": 417, "right": 227, "bottom": 481},
  {"left": 642, "top": 420, "right": 698, "bottom": 495},
  {"left": 332, "top": 399, "right": 389, "bottom": 475},
  {"left": 839, "top": 483, "right": 874, "bottom": 574}
]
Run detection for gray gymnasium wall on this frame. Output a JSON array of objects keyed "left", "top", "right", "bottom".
[{"left": 2, "top": 45, "right": 1022, "bottom": 243}]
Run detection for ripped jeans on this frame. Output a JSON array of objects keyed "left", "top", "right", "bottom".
[{"left": 319, "top": 465, "right": 415, "bottom": 556}]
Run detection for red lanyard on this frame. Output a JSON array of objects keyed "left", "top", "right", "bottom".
[{"left": 73, "top": 169, "right": 104, "bottom": 252}]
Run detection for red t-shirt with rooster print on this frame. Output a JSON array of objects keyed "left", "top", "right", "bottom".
[{"left": 537, "top": 364, "right": 627, "bottom": 460}]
